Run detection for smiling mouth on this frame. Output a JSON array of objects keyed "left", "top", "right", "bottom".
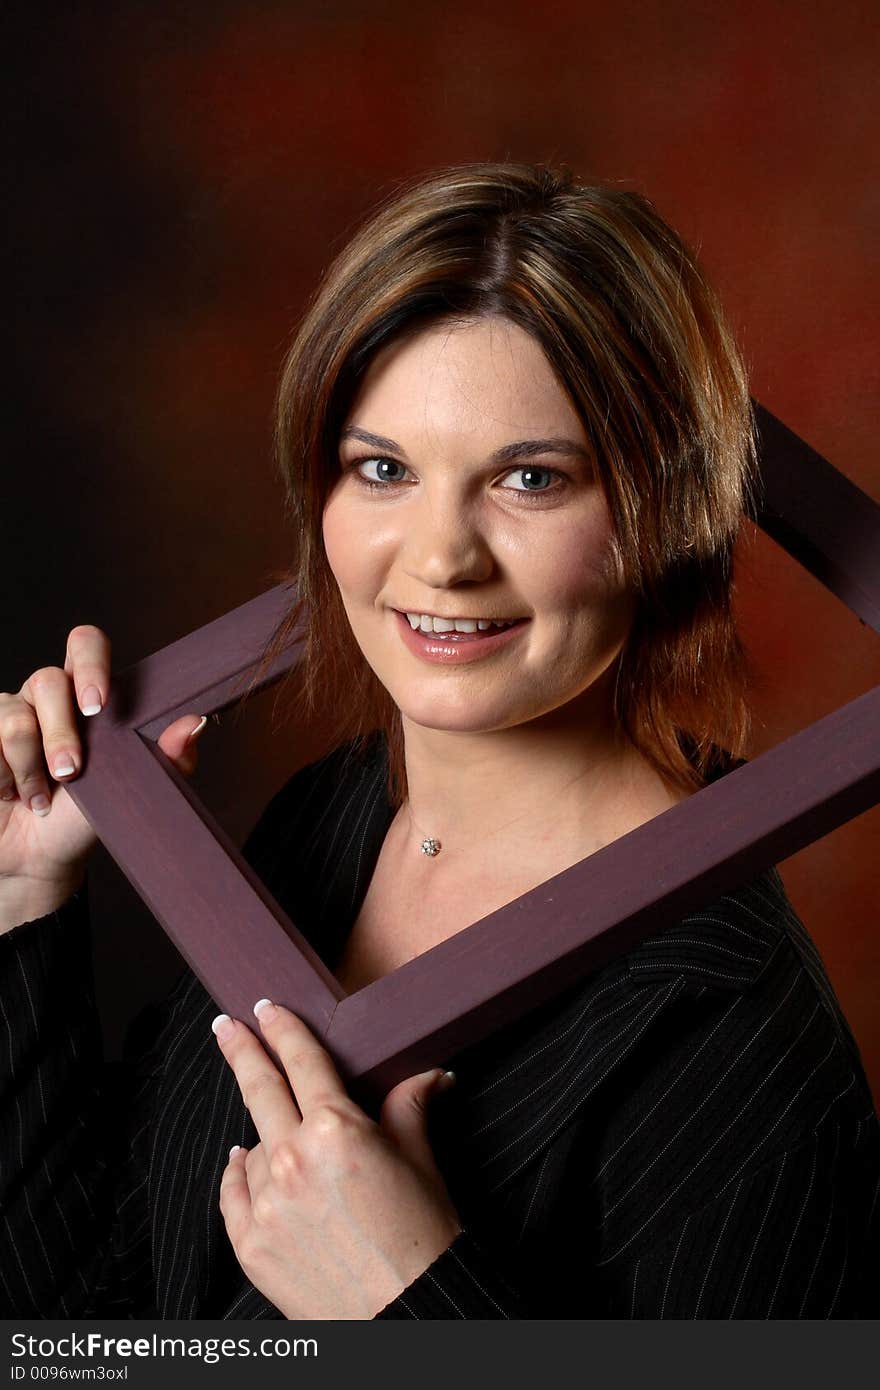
[
  {"left": 395, "top": 610, "right": 524, "bottom": 635},
  {"left": 392, "top": 609, "right": 530, "bottom": 654}
]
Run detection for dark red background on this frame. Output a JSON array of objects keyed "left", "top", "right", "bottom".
[{"left": 5, "top": 1, "right": 878, "bottom": 1101}]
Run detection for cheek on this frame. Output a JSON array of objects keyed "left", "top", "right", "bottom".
[
  {"left": 322, "top": 500, "right": 369, "bottom": 597},
  {"left": 321, "top": 497, "right": 348, "bottom": 586},
  {"left": 531, "top": 507, "right": 626, "bottom": 613},
  {"left": 321, "top": 495, "right": 387, "bottom": 600}
]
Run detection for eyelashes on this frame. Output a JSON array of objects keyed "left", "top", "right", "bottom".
[{"left": 345, "top": 456, "right": 569, "bottom": 502}]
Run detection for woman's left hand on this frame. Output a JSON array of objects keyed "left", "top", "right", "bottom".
[{"left": 212, "top": 1000, "right": 462, "bottom": 1319}]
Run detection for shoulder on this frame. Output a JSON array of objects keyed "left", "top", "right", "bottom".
[
  {"left": 622, "top": 863, "right": 872, "bottom": 1099},
  {"left": 447, "top": 864, "right": 874, "bottom": 1202},
  {"left": 240, "top": 731, "right": 389, "bottom": 878},
  {"left": 607, "top": 863, "right": 873, "bottom": 1139},
  {"left": 623, "top": 864, "right": 789, "bottom": 991},
  {"left": 588, "top": 873, "right": 879, "bottom": 1267}
]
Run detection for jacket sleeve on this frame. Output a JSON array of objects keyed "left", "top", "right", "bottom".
[
  {"left": 0, "top": 879, "right": 185, "bottom": 1317},
  {"left": 374, "top": 1227, "right": 532, "bottom": 1318}
]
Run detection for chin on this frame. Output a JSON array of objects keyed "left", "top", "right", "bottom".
[
  {"left": 403, "top": 711, "right": 509, "bottom": 735},
  {"left": 392, "top": 685, "right": 552, "bottom": 736},
  {"left": 395, "top": 700, "right": 500, "bottom": 734},
  {"left": 385, "top": 680, "right": 497, "bottom": 728}
]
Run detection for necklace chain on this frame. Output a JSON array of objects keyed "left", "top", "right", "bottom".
[
  {"left": 403, "top": 760, "right": 603, "bottom": 858},
  {"left": 402, "top": 736, "right": 633, "bottom": 858}
]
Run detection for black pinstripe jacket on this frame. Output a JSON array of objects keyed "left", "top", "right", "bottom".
[{"left": 1, "top": 733, "right": 878, "bottom": 1318}]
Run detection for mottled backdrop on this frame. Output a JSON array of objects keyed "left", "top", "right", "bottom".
[{"left": 5, "top": 0, "right": 878, "bottom": 1099}]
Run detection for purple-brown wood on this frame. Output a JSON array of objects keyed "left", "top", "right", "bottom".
[
  {"left": 80, "top": 724, "right": 345, "bottom": 1055},
  {"left": 119, "top": 583, "right": 306, "bottom": 739},
  {"left": 64, "top": 404, "right": 880, "bottom": 1112}
]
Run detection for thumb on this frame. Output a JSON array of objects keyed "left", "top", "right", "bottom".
[
  {"left": 157, "top": 713, "right": 208, "bottom": 777},
  {"left": 379, "top": 1068, "right": 456, "bottom": 1172}
]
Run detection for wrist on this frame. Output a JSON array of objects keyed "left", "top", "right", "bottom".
[{"left": 0, "top": 869, "right": 86, "bottom": 936}]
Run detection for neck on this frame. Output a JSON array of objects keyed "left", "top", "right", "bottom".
[{"left": 397, "top": 666, "right": 642, "bottom": 858}]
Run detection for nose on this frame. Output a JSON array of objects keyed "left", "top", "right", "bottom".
[{"left": 401, "top": 490, "right": 495, "bottom": 591}]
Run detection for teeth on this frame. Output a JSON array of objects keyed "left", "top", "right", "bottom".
[{"left": 405, "top": 612, "right": 516, "bottom": 634}]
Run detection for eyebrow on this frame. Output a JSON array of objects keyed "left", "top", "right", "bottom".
[{"left": 339, "top": 426, "right": 591, "bottom": 465}]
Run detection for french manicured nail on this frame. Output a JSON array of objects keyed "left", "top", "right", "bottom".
[
  {"left": 186, "top": 715, "right": 208, "bottom": 745},
  {"left": 53, "top": 756, "right": 76, "bottom": 777},
  {"left": 30, "top": 794, "right": 51, "bottom": 817},
  {"left": 253, "top": 998, "right": 277, "bottom": 1022},
  {"left": 211, "top": 1014, "right": 235, "bottom": 1041},
  {"left": 81, "top": 687, "right": 102, "bottom": 716},
  {"left": 435, "top": 1070, "right": 457, "bottom": 1092},
  {"left": 229, "top": 1145, "right": 243, "bottom": 1160}
]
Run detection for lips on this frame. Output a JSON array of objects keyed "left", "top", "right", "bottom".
[{"left": 393, "top": 609, "right": 529, "bottom": 664}]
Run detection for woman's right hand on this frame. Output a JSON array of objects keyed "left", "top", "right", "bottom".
[{"left": 0, "top": 624, "right": 207, "bottom": 929}]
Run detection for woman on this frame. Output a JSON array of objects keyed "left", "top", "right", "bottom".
[{"left": 1, "top": 163, "right": 877, "bottom": 1319}]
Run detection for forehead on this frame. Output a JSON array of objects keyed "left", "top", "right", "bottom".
[{"left": 344, "top": 317, "right": 586, "bottom": 449}]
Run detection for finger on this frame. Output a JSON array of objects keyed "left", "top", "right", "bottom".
[
  {"left": 211, "top": 1014, "right": 303, "bottom": 1154},
  {"left": 0, "top": 677, "right": 76, "bottom": 815},
  {"left": 59, "top": 624, "right": 111, "bottom": 719},
  {"left": 242, "top": 1142, "right": 271, "bottom": 1202},
  {"left": 156, "top": 713, "right": 208, "bottom": 774},
  {"left": 0, "top": 739, "right": 16, "bottom": 802},
  {"left": 218, "top": 1145, "right": 252, "bottom": 1244},
  {"left": 379, "top": 1069, "right": 454, "bottom": 1174},
  {"left": 252, "top": 1000, "right": 349, "bottom": 1117}
]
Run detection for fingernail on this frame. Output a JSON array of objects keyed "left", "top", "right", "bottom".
[
  {"left": 30, "top": 794, "right": 51, "bottom": 817},
  {"left": 434, "top": 1070, "right": 456, "bottom": 1093},
  {"left": 229, "top": 1144, "right": 243, "bottom": 1159},
  {"left": 186, "top": 715, "right": 208, "bottom": 745},
  {"left": 253, "top": 998, "right": 277, "bottom": 1022},
  {"left": 53, "top": 756, "right": 76, "bottom": 777},
  {"left": 211, "top": 1013, "right": 235, "bottom": 1041},
  {"left": 81, "top": 687, "right": 102, "bottom": 716}
]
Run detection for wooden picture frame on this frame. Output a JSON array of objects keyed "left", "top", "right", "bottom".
[{"left": 65, "top": 404, "right": 880, "bottom": 1112}]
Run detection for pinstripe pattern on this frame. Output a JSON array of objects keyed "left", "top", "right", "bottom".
[{"left": 1, "top": 731, "right": 877, "bottom": 1318}]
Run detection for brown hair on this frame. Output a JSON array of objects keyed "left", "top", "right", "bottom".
[{"left": 246, "top": 162, "right": 757, "bottom": 806}]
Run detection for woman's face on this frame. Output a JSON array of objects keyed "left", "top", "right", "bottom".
[{"left": 322, "top": 316, "right": 637, "bottom": 735}]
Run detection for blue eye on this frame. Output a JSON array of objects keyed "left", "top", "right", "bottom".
[
  {"left": 348, "top": 457, "right": 567, "bottom": 500},
  {"left": 508, "top": 468, "right": 551, "bottom": 490},
  {"left": 500, "top": 467, "right": 560, "bottom": 495},
  {"left": 356, "top": 458, "right": 410, "bottom": 486}
]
